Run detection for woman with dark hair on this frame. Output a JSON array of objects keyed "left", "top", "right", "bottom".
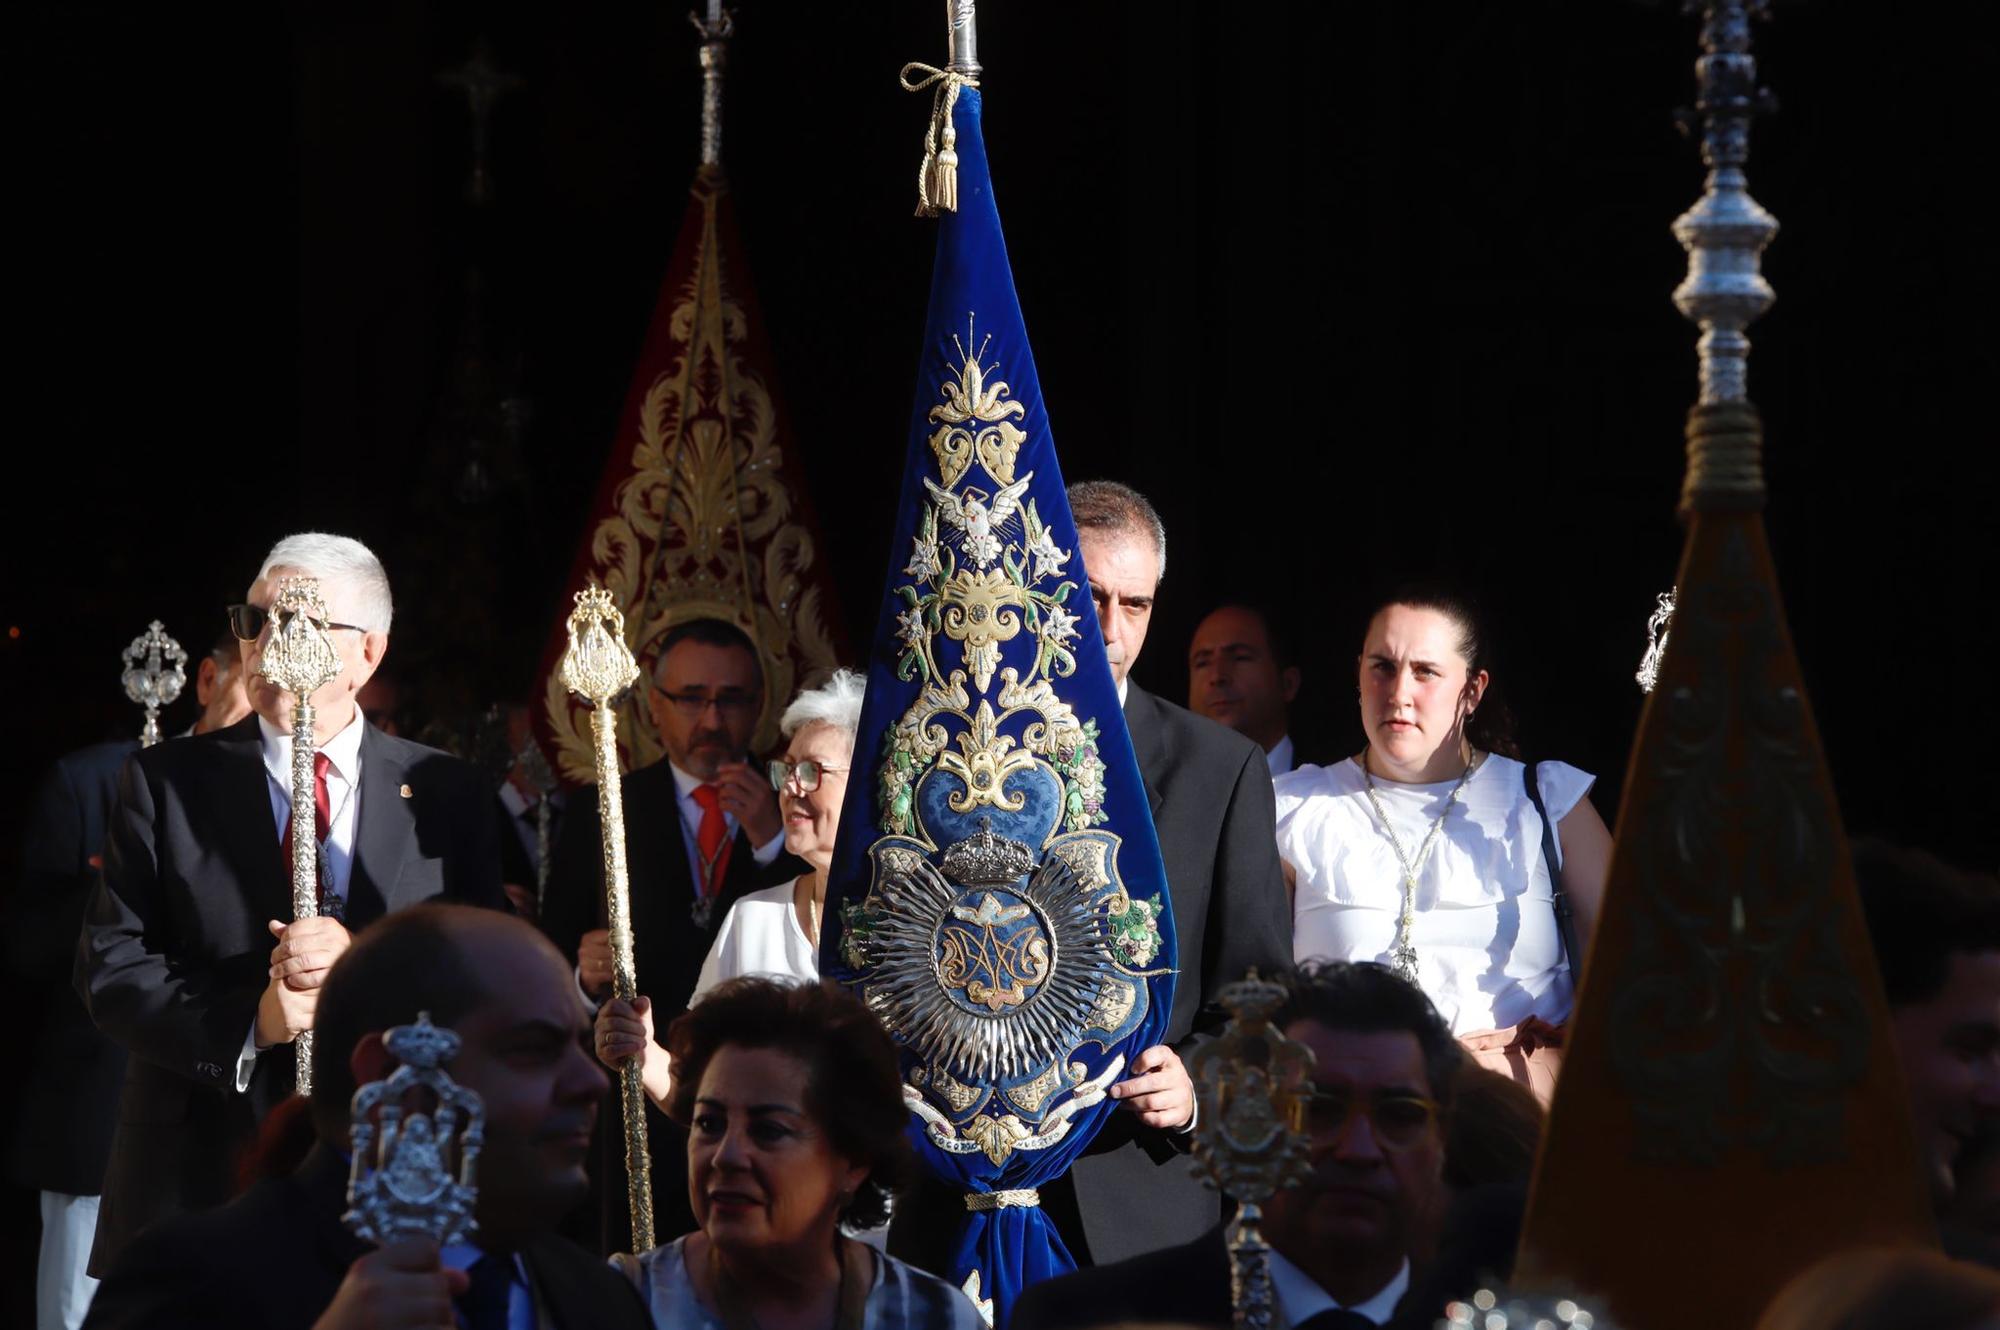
[
  {"left": 609, "top": 976, "right": 983, "bottom": 1329},
  {"left": 1273, "top": 586, "right": 1612, "bottom": 1102}
]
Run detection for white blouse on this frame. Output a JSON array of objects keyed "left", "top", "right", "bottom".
[
  {"left": 691, "top": 877, "right": 820, "bottom": 1003},
  {"left": 1274, "top": 755, "right": 1594, "bottom": 1035}
]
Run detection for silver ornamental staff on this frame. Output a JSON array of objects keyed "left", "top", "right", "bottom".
[
  {"left": 345, "top": 1011, "right": 485, "bottom": 1247},
  {"left": 1188, "top": 971, "right": 1317, "bottom": 1330},
  {"left": 557, "top": 584, "right": 654, "bottom": 1251},
  {"left": 254, "top": 576, "right": 343, "bottom": 1096},
  {"left": 121, "top": 620, "right": 187, "bottom": 748},
  {"left": 515, "top": 735, "right": 559, "bottom": 916}
]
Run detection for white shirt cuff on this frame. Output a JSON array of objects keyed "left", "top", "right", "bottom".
[
  {"left": 575, "top": 964, "right": 603, "bottom": 1015},
  {"left": 751, "top": 829, "right": 786, "bottom": 867},
  {"left": 1178, "top": 1096, "right": 1198, "bottom": 1134},
  {"left": 236, "top": 1022, "right": 261, "bottom": 1093}
]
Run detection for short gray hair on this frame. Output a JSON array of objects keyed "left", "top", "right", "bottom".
[
  {"left": 1067, "top": 479, "right": 1167, "bottom": 583},
  {"left": 256, "top": 532, "right": 395, "bottom": 634},
  {"left": 779, "top": 668, "right": 866, "bottom": 744}
]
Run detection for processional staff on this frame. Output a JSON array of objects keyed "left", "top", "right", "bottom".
[
  {"left": 1187, "top": 971, "right": 1314, "bottom": 1330},
  {"left": 558, "top": 584, "right": 654, "bottom": 1251},
  {"left": 255, "top": 576, "right": 343, "bottom": 1097},
  {"left": 121, "top": 620, "right": 187, "bottom": 748},
  {"left": 345, "top": 1011, "right": 485, "bottom": 1246}
]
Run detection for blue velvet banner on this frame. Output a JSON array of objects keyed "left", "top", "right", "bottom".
[{"left": 819, "top": 86, "right": 1177, "bottom": 1329}]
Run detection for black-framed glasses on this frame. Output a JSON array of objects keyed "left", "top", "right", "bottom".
[
  {"left": 768, "top": 759, "right": 847, "bottom": 793},
  {"left": 1302, "top": 1089, "right": 1440, "bottom": 1150},
  {"left": 654, "top": 689, "right": 760, "bottom": 720},
  {"left": 226, "top": 603, "right": 366, "bottom": 643}
]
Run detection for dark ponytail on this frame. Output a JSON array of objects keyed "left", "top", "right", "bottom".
[{"left": 1361, "top": 583, "right": 1520, "bottom": 759}]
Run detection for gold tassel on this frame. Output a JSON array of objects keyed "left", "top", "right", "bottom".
[{"left": 901, "top": 63, "right": 976, "bottom": 217}]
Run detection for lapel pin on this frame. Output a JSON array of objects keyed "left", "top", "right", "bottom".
[{"left": 399, "top": 783, "right": 414, "bottom": 799}]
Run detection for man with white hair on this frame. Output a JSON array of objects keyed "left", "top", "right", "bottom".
[{"left": 78, "top": 532, "right": 507, "bottom": 1274}]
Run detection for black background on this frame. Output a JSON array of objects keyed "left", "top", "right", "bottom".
[{"left": 4, "top": 0, "right": 1994, "bottom": 1307}]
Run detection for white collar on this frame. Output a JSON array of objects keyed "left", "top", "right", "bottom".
[
  {"left": 258, "top": 708, "right": 366, "bottom": 783},
  {"left": 668, "top": 761, "right": 708, "bottom": 802},
  {"left": 1267, "top": 734, "right": 1296, "bottom": 777},
  {"left": 1267, "top": 1249, "right": 1409, "bottom": 1327},
  {"left": 1117, "top": 676, "right": 1130, "bottom": 707}
]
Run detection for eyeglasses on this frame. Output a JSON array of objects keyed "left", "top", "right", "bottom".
[
  {"left": 1302, "top": 1089, "right": 1440, "bottom": 1151},
  {"left": 768, "top": 759, "right": 847, "bottom": 793},
  {"left": 226, "top": 603, "right": 366, "bottom": 643},
  {"left": 654, "top": 689, "right": 760, "bottom": 720}
]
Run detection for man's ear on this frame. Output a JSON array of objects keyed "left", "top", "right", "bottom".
[
  {"left": 196, "top": 655, "right": 220, "bottom": 707},
  {"left": 1280, "top": 666, "right": 1301, "bottom": 706},
  {"left": 350, "top": 1031, "right": 391, "bottom": 1090}
]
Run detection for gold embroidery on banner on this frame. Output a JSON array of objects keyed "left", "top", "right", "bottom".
[
  {"left": 1049, "top": 840, "right": 1110, "bottom": 892},
  {"left": 1007, "top": 1063, "right": 1066, "bottom": 1114},
  {"left": 963, "top": 1113, "right": 1033, "bottom": 1166},
  {"left": 928, "top": 318, "right": 1027, "bottom": 490},
  {"left": 930, "top": 1064, "right": 986, "bottom": 1114},
  {"left": 1088, "top": 978, "right": 1137, "bottom": 1034},
  {"left": 546, "top": 176, "right": 839, "bottom": 782},
  {"left": 938, "top": 703, "right": 1037, "bottom": 815}
]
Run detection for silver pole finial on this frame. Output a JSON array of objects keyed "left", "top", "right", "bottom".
[
  {"left": 946, "top": 0, "right": 980, "bottom": 77},
  {"left": 1671, "top": 0, "right": 1778, "bottom": 407},
  {"left": 691, "top": 4, "right": 734, "bottom": 168}
]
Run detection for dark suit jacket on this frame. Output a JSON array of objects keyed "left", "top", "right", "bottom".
[
  {"left": 891, "top": 683, "right": 1291, "bottom": 1272},
  {"left": 6, "top": 739, "right": 136, "bottom": 1196},
  {"left": 76, "top": 714, "right": 506, "bottom": 1272},
  {"left": 1010, "top": 1224, "right": 1441, "bottom": 1330},
  {"left": 82, "top": 1144, "right": 651, "bottom": 1330},
  {"left": 539, "top": 757, "right": 802, "bottom": 1250}
]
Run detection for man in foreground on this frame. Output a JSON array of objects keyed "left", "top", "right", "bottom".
[
  {"left": 1012, "top": 961, "right": 1463, "bottom": 1329},
  {"left": 83, "top": 904, "right": 650, "bottom": 1330}
]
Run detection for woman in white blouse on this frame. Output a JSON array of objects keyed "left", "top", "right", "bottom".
[
  {"left": 1273, "top": 589, "right": 1612, "bottom": 1102},
  {"left": 595, "top": 668, "right": 864, "bottom": 1105}
]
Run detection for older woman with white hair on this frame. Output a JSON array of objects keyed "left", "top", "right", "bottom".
[{"left": 596, "top": 669, "right": 866, "bottom": 1104}]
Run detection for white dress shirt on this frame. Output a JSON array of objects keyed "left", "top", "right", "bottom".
[
  {"left": 1269, "top": 1250, "right": 1409, "bottom": 1327},
  {"left": 667, "top": 761, "right": 786, "bottom": 880},
  {"left": 237, "top": 710, "right": 368, "bottom": 1090},
  {"left": 1266, "top": 734, "right": 1296, "bottom": 778}
]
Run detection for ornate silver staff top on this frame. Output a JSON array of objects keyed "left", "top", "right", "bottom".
[
  {"left": 1187, "top": 970, "right": 1315, "bottom": 1330},
  {"left": 692, "top": 1, "right": 734, "bottom": 168},
  {"left": 256, "top": 575, "right": 343, "bottom": 1096},
  {"left": 121, "top": 621, "right": 187, "bottom": 748},
  {"left": 1671, "top": 0, "right": 1778, "bottom": 410},
  {"left": 344, "top": 1011, "right": 485, "bottom": 1247}
]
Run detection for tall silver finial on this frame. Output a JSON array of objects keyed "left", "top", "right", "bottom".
[
  {"left": 691, "top": 3, "right": 734, "bottom": 168},
  {"left": 121, "top": 621, "right": 187, "bottom": 748},
  {"left": 1671, "top": 1, "right": 1778, "bottom": 408},
  {"left": 946, "top": 0, "right": 979, "bottom": 76}
]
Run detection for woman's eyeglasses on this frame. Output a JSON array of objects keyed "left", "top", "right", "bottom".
[
  {"left": 226, "top": 603, "right": 366, "bottom": 643},
  {"left": 768, "top": 759, "right": 847, "bottom": 793},
  {"left": 1301, "top": 1089, "right": 1440, "bottom": 1150}
]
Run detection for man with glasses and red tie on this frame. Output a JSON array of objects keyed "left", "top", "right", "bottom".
[
  {"left": 77, "top": 532, "right": 507, "bottom": 1276},
  {"left": 540, "top": 616, "right": 803, "bottom": 1252},
  {"left": 1013, "top": 961, "right": 1478, "bottom": 1330}
]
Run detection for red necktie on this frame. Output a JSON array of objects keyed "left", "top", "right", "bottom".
[
  {"left": 690, "top": 783, "right": 734, "bottom": 898},
  {"left": 282, "top": 750, "right": 334, "bottom": 910}
]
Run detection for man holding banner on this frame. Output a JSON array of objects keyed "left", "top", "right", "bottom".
[{"left": 819, "top": 16, "right": 1286, "bottom": 1325}]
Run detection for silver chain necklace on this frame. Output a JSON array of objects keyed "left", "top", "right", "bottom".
[{"left": 1360, "top": 746, "right": 1483, "bottom": 983}]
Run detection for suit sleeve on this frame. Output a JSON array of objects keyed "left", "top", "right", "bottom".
[
  {"left": 540, "top": 784, "right": 604, "bottom": 965},
  {"left": 445, "top": 771, "right": 509, "bottom": 912},
  {"left": 80, "top": 1215, "right": 228, "bottom": 1330},
  {"left": 1189, "top": 741, "right": 1291, "bottom": 1042},
  {"left": 7, "top": 756, "right": 90, "bottom": 981},
  {"left": 76, "top": 756, "right": 259, "bottom": 1088}
]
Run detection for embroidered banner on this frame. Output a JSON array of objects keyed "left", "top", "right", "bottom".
[
  {"left": 537, "top": 163, "right": 844, "bottom": 782},
  {"left": 820, "top": 86, "right": 1176, "bottom": 1328}
]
